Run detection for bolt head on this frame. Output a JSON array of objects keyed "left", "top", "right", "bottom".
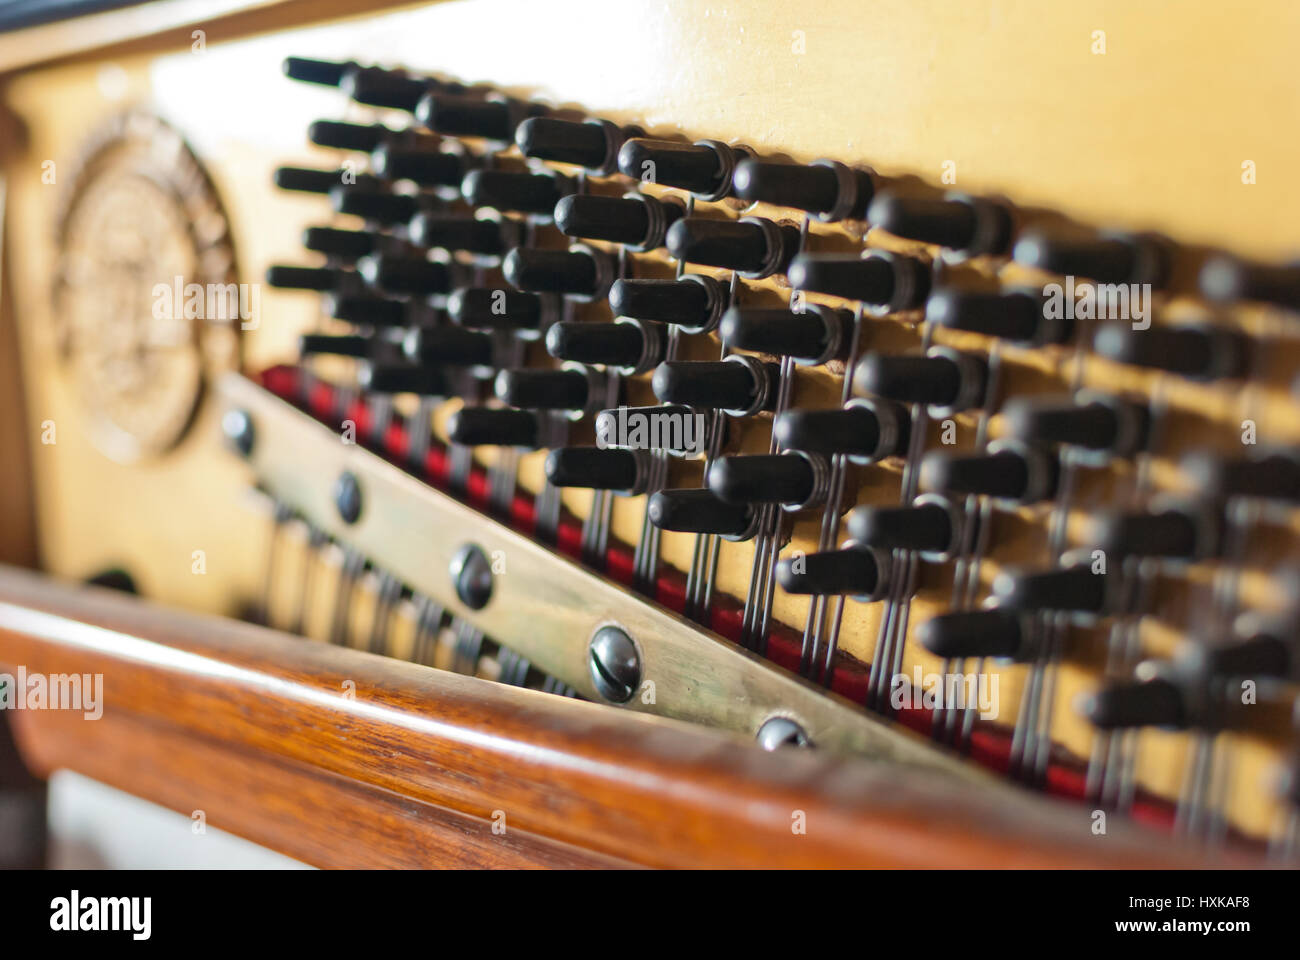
[
  {"left": 588, "top": 626, "right": 640, "bottom": 703},
  {"left": 334, "top": 471, "right": 362, "bottom": 524},
  {"left": 450, "top": 543, "right": 493, "bottom": 610},
  {"left": 222, "top": 408, "right": 255, "bottom": 457},
  {"left": 756, "top": 716, "right": 811, "bottom": 751}
]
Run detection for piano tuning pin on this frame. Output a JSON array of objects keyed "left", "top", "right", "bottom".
[
  {"left": 275, "top": 166, "right": 379, "bottom": 195},
  {"left": 324, "top": 293, "right": 407, "bottom": 328},
  {"left": 917, "top": 608, "right": 1032, "bottom": 661},
  {"left": 665, "top": 216, "right": 801, "bottom": 279},
  {"left": 340, "top": 65, "right": 434, "bottom": 112},
  {"left": 330, "top": 186, "right": 427, "bottom": 225},
  {"left": 554, "top": 192, "right": 685, "bottom": 250},
  {"left": 706, "top": 452, "right": 828, "bottom": 510},
  {"left": 283, "top": 56, "right": 357, "bottom": 87},
  {"left": 617, "top": 137, "right": 750, "bottom": 202},
  {"left": 307, "top": 119, "right": 393, "bottom": 152},
  {"left": 266, "top": 265, "right": 345, "bottom": 291},
  {"left": 926, "top": 285, "right": 1071, "bottom": 345},
  {"left": 545, "top": 319, "right": 664, "bottom": 374},
  {"left": 462, "top": 168, "right": 573, "bottom": 217},
  {"left": 719, "top": 305, "right": 848, "bottom": 366},
  {"left": 731, "top": 157, "right": 875, "bottom": 221},
  {"left": 1079, "top": 673, "right": 1188, "bottom": 730},
  {"left": 772, "top": 398, "right": 910, "bottom": 462},
  {"left": 502, "top": 245, "right": 614, "bottom": 301},
  {"left": 1091, "top": 320, "right": 1249, "bottom": 381},
  {"left": 1200, "top": 254, "right": 1300, "bottom": 312},
  {"left": 992, "top": 559, "right": 1116, "bottom": 615},
  {"left": 1012, "top": 226, "right": 1173, "bottom": 289},
  {"left": 853, "top": 346, "right": 987, "bottom": 414},
  {"left": 776, "top": 544, "right": 890, "bottom": 600},
  {"left": 410, "top": 213, "right": 520, "bottom": 256},
  {"left": 447, "top": 287, "right": 546, "bottom": 332},
  {"left": 608, "top": 275, "right": 727, "bottom": 334},
  {"left": 494, "top": 368, "right": 593, "bottom": 412},
  {"left": 866, "top": 190, "right": 1013, "bottom": 257},
  {"left": 417, "top": 92, "right": 543, "bottom": 144},
  {"left": 402, "top": 326, "right": 495, "bottom": 367},
  {"left": 516, "top": 117, "right": 638, "bottom": 176},
  {"left": 786, "top": 251, "right": 931, "bottom": 312},
  {"left": 920, "top": 439, "right": 1060, "bottom": 504},
  {"left": 357, "top": 254, "right": 454, "bottom": 296},
  {"left": 1090, "top": 501, "right": 1220, "bottom": 560},
  {"left": 299, "top": 333, "right": 373, "bottom": 358},
  {"left": 1000, "top": 391, "right": 1150, "bottom": 462},
  {"left": 303, "top": 226, "right": 376, "bottom": 260},
  {"left": 544, "top": 447, "right": 648, "bottom": 493},
  {"left": 647, "top": 488, "right": 758, "bottom": 539},
  {"left": 846, "top": 495, "right": 963, "bottom": 558},
  {"left": 445, "top": 407, "right": 545, "bottom": 448},
  {"left": 651, "top": 356, "right": 776, "bottom": 416},
  {"left": 1180, "top": 619, "right": 1295, "bottom": 681},
  {"left": 1181, "top": 449, "right": 1300, "bottom": 504},
  {"left": 358, "top": 363, "right": 449, "bottom": 397},
  {"left": 371, "top": 143, "right": 468, "bottom": 189}
]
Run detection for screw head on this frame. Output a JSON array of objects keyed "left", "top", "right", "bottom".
[
  {"left": 450, "top": 543, "right": 493, "bottom": 610},
  {"left": 756, "top": 716, "right": 811, "bottom": 751},
  {"left": 588, "top": 626, "right": 641, "bottom": 703},
  {"left": 334, "top": 471, "right": 362, "bottom": 524},
  {"left": 222, "top": 408, "right": 255, "bottom": 457}
]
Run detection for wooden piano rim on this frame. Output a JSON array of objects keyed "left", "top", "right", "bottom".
[{"left": 0, "top": 565, "right": 1239, "bottom": 868}]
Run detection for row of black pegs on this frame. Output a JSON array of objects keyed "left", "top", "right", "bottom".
[{"left": 269, "top": 57, "right": 1300, "bottom": 786}]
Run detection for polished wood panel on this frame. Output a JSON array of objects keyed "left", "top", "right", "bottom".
[{"left": 0, "top": 564, "right": 1234, "bottom": 867}]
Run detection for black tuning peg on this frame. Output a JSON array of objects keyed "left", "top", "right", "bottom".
[
  {"left": 554, "top": 193, "right": 684, "bottom": 250},
  {"left": 707, "top": 452, "right": 827, "bottom": 510},
  {"left": 266, "top": 265, "right": 346, "bottom": 292},
  {"left": 1200, "top": 255, "right": 1300, "bottom": 312},
  {"left": 608, "top": 276, "right": 727, "bottom": 334},
  {"left": 993, "top": 560, "right": 1116, "bottom": 615},
  {"left": 866, "top": 190, "right": 1013, "bottom": 257},
  {"left": 847, "top": 496, "right": 963, "bottom": 558},
  {"left": 1092, "top": 320, "right": 1248, "bottom": 381},
  {"left": 786, "top": 251, "right": 931, "bottom": 312},
  {"left": 1183, "top": 617, "right": 1296, "bottom": 681},
  {"left": 371, "top": 144, "right": 468, "bottom": 189},
  {"left": 776, "top": 545, "right": 890, "bottom": 600},
  {"left": 1079, "top": 674, "right": 1188, "bottom": 730},
  {"left": 666, "top": 216, "right": 800, "bottom": 279},
  {"left": 447, "top": 287, "right": 547, "bottom": 333},
  {"left": 494, "top": 368, "right": 594, "bottom": 412},
  {"left": 302, "top": 226, "right": 377, "bottom": 260},
  {"left": 617, "top": 138, "right": 750, "bottom": 201},
  {"left": 854, "top": 347, "right": 987, "bottom": 414},
  {"left": 307, "top": 119, "right": 392, "bottom": 152},
  {"left": 925, "top": 285, "right": 1070, "bottom": 344},
  {"left": 719, "top": 305, "right": 847, "bottom": 366},
  {"left": 299, "top": 333, "right": 373, "bottom": 358},
  {"left": 1012, "top": 227, "right": 1173, "bottom": 288},
  {"left": 773, "top": 399, "right": 910, "bottom": 462},
  {"left": 1180, "top": 449, "right": 1300, "bottom": 504},
  {"left": 1000, "top": 392, "right": 1149, "bottom": 462},
  {"left": 920, "top": 440, "right": 1059, "bottom": 504},
  {"left": 358, "top": 363, "right": 449, "bottom": 396},
  {"left": 461, "top": 168, "right": 573, "bottom": 216},
  {"left": 1091, "top": 502, "right": 1220, "bottom": 560},
  {"left": 647, "top": 489, "right": 757, "bottom": 538},
  {"left": 917, "top": 608, "right": 1033, "bottom": 661},
  {"left": 445, "top": 407, "right": 546, "bottom": 448},
  {"left": 341, "top": 65, "right": 433, "bottom": 111},
  {"left": 417, "top": 93, "right": 542, "bottom": 143},
  {"left": 402, "top": 327, "right": 494, "bottom": 367},
  {"left": 731, "top": 158, "right": 874, "bottom": 222},
  {"left": 503, "top": 245, "right": 614, "bottom": 301},
  {"left": 410, "top": 213, "right": 520, "bottom": 256},
  {"left": 283, "top": 56, "right": 357, "bottom": 87},
  {"left": 545, "top": 319, "right": 664, "bottom": 374},
  {"left": 330, "top": 185, "right": 428, "bottom": 226},
  {"left": 358, "top": 254, "right": 454, "bottom": 296},
  {"left": 516, "top": 117, "right": 638, "bottom": 176},
  {"left": 544, "top": 447, "right": 648, "bottom": 493},
  {"left": 274, "top": 166, "right": 379, "bottom": 195},
  {"left": 651, "top": 356, "right": 777, "bottom": 416},
  {"left": 324, "top": 293, "right": 407, "bottom": 328}
]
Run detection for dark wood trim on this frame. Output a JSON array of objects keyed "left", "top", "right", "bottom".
[{"left": 0, "top": 565, "right": 1226, "bottom": 867}]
